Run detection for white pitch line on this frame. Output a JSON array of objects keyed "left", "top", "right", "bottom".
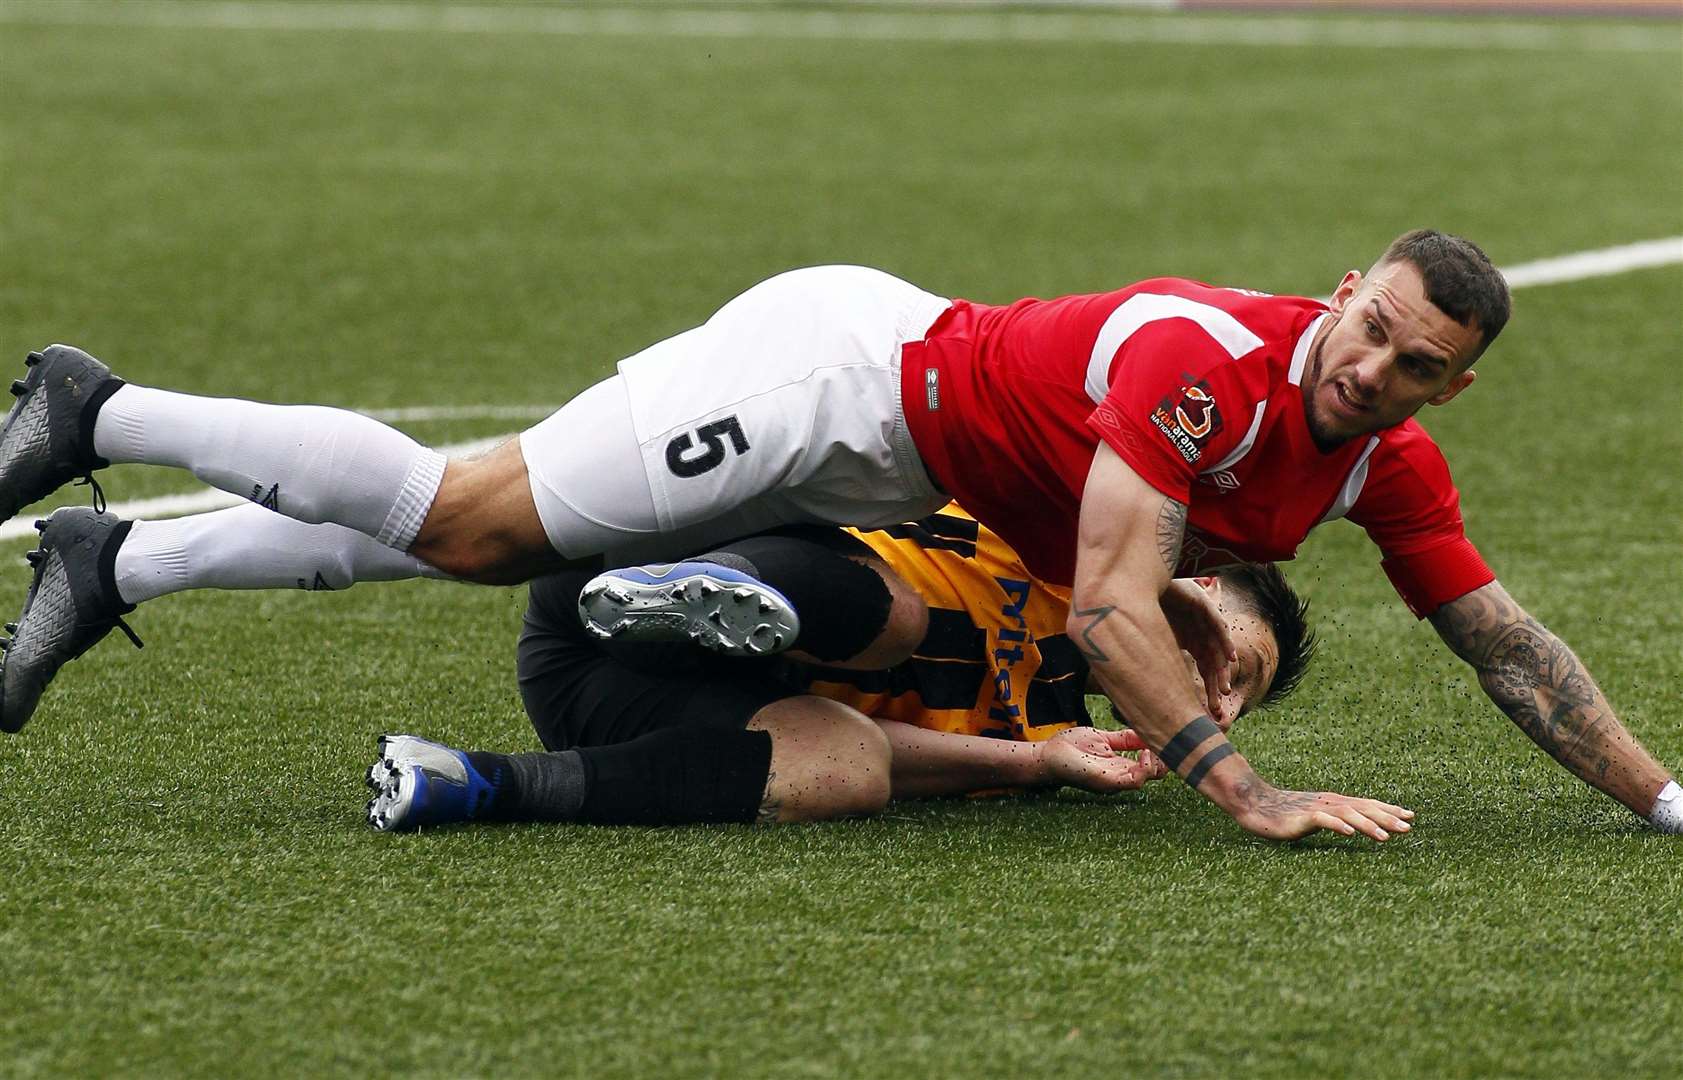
[
  {"left": 0, "top": 0, "right": 1672, "bottom": 53},
  {"left": 1499, "top": 236, "right": 1683, "bottom": 290},
  {"left": 363, "top": 404, "right": 556, "bottom": 424},
  {"left": 0, "top": 234, "right": 1675, "bottom": 541}
]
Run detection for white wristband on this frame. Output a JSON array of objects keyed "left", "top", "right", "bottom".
[{"left": 1650, "top": 780, "right": 1683, "bottom": 834}]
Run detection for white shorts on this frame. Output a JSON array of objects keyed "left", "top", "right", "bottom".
[{"left": 520, "top": 265, "right": 953, "bottom": 562}]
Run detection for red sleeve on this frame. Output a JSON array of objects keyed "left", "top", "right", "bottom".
[
  {"left": 1083, "top": 319, "right": 1256, "bottom": 503},
  {"left": 1348, "top": 426, "right": 1495, "bottom": 618}
]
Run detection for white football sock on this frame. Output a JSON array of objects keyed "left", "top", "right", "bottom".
[
  {"left": 113, "top": 504, "right": 450, "bottom": 605},
  {"left": 93, "top": 385, "right": 445, "bottom": 551}
]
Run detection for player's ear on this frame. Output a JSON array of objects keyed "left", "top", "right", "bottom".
[
  {"left": 1327, "top": 270, "right": 1363, "bottom": 313},
  {"left": 1429, "top": 368, "right": 1476, "bottom": 406},
  {"left": 1193, "top": 574, "right": 1219, "bottom": 594}
]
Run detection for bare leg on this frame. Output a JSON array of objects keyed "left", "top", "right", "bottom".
[
  {"left": 407, "top": 439, "right": 573, "bottom": 584},
  {"left": 748, "top": 696, "right": 893, "bottom": 824}
]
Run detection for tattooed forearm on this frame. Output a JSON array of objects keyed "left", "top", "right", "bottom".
[
  {"left": 1072, "top": 604, "right": 1116, "bottom": 662},
  {"left": 1155, "top": 498, "right": 1188, "bottom": 573},
  {"left": 1430, "top": 585, "right": 1611, "bottom": 777},
  {"left": 1478, "top": 619, "right": 1607, "bottom": 762}
]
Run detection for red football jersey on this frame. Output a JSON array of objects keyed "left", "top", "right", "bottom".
[{"left": 899, "top": 278, "right": 1494, "bottom": 617}]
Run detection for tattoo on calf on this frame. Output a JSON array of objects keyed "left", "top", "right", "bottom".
[
  {"left": 1156, "top": 499, "right": 1188, "bottom": 573},
  {"left": 756, "top": 767, "right": 782, "bottom": 826},
  {"left": 1072, "top": 605, "right": 1116, "bottom": 663}
]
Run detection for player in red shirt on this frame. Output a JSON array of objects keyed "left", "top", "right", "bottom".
[
  {"left": 895, "top": 231, "right": 1674, "bottom": 839},
  {"left": 4, "top": 230, "right": 1677, "bottom": 839},
  {"left": 903, "top": 271, "right": 1486, "bottom": 608}
]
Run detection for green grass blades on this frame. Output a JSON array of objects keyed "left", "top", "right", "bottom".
[{"left": 0, "top": 3, "right": 1679, "bottom": 1077}]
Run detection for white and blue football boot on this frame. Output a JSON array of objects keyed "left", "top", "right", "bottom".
[
  {"left": 576, "top": 561, "right": 800, "bottom": 657},
  {"left": 364, "top": 733, "right": 498, "bottom": 832}
]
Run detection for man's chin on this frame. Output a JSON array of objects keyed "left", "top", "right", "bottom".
[{"left": 1304, "top": 410, "right": 1356, "bottom": 452}]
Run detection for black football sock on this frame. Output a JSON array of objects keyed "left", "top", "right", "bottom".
[
  {"left": 462, "top": 726, "right": 773, "bottom": 826},
  {"left": 464, "top": 750, "right": 588, "bottom": 822},
  {"left": 575, "top": 726, "right": 774, "bottom": 826}
]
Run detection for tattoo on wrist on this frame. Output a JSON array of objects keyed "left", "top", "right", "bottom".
[
  {"left": 1230, "top": 767, "right": 1316, "bottom": 815},
  {"left": 1183, "top": 743, "right": 1236, "bottom": 790},
  {"left": 1072, "top": 604, "right": 1115, "bottom": 662},
  {"left": 1158, "top": 715, "right": 1221, "bottom": 774},
  {"left": 1156, "top": 499, "right": 1188, "bottom": 573}
]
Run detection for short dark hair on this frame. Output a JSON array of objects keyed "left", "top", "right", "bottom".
[
  {"left": 1373, "top": 228, "right": 1511, "bottom": 360},
  {"left": 1216, "top": 562, "right": 1317, "bottom": 711}
]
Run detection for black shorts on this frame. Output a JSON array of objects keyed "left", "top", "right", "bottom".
[{"left": 517, "top": 570, "right": 797, "bottom": 751}]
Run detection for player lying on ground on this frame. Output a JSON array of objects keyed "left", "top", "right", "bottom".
[
  {"left": 364, "top": 508, "right": 1322, "bottom": 830},
  {"left": 3, "top": 229, "right": 1677, "bottom": 837}
]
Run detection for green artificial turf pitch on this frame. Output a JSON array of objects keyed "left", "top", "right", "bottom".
[{"left": 0, "top": 3, "right": 1679, "bottom": 1076}]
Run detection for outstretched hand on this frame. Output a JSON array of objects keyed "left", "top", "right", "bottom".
[
  {"left": 1230, "top": 782, "right": 1415, "bottom": 842},
  {"left": 1037, "top": 727, "right": 1168, "bottom": 794}
]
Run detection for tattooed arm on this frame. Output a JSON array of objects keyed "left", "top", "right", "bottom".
[
  {"left": 1427, "top": 580, "right": 1673, "bottom": 818},
  {"left": 1073, "top": 444, "right": 1414, "bottom": 841}
]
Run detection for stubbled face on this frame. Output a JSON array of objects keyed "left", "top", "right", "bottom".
[{"left": 1301, "top": 260, "right": 1483, "bottom": 450}]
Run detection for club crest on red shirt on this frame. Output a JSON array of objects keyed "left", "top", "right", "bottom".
[
  {"left": 1149, "top": 377, "right": 1224, "bottom": 464},
  {"left": 1175, "top": 386, "right": 1217, "bottom": 438}
]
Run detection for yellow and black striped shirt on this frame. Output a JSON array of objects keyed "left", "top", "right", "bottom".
[{"left": 796, "top": 504, "right": 1091, "bottom": 741}]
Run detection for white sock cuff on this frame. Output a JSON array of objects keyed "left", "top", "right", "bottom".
[
  {"left": 1651, "top": 780, "right": 1683, "bottom": 835},
  {"left": 91, "top": 383, "right": 150, "bottom": 463},
  {"left": 113, "top": 518, "right": 194, "bottom": 605},
  {"left": 377, "top": 448, "right": 447, "bottom": 551}
]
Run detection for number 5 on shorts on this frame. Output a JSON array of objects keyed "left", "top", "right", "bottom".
[{"left": 665, "top": 416, "right": 751, "bottom": 478}]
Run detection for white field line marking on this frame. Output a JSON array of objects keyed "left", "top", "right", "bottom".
[
  {"left": 0, "top": 235, "right": 1675, "bottom": 541},
  {"left": 0, "top": 0, "right": 1673, "bottom": 53},
  {"left": 1498, "top": 236, "right": 1683, "bottom": 290},
  {"left": 364, "top": 404, "right": 555, "bottom": 423}
]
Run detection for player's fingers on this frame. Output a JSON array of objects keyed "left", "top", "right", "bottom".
[
  {"left": 1198, "top": 649, "right": 1233, "bottom": 699},
  {"left": 1219, "top": 651, "right": 1233, "bottom": 694},
  {"left": 1352, "top": 797, "right": 1415, "bottom": 823},
  {"left": 1356, "top": 803, "right": 1413, "bottom": 833},
  {"left": 1110, "top": 761, "right": 1149, "bottom": 791},
  {"left": 1200, "top": 609, "right": 1239, "bottom": 678},
  {"left": 1205, "top": 580, "right": 1239, "bottom": 663},
  {"left": 1104, "top": 728, "right": 1149, "bottom": 752},
  {"left": 1310, "top": 811, "right": 1357, "bottom": 838},
  {"left": 1080, "top": 758, "right": 1137, "bottom": 793},
  {"left": 1140, "top": 750, "right": 1167, "bottom": 780},
  {"left": 1212, "top": 692, "right": 1240, "bottom": 731},
  {"left": 1332, "top": 805, "right": 1392, "bottom": 842}
]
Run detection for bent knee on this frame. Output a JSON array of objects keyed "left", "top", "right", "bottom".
[
  {"left": 411, "top": 534, "right": 521, "bottom": 583},
  {"left": 410, "top": 448, "right": 560, "bottom": 583},
  {"left": 803, "top": 560, "right": 928, "bottom": 670},
  {"left": 813, "top": 712, "right": 892, "bottom": 818},
  {"left": 870, "top": 578, "right": 929, "bottom": 667}
]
